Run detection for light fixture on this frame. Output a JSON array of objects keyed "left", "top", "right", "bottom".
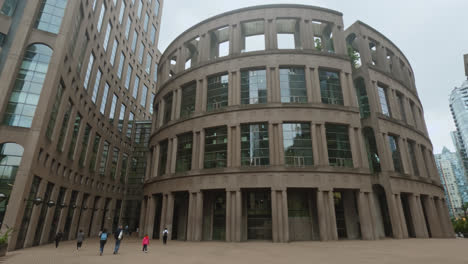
[
  {"left": 0, "top": 193, "right": 6, "bottom": 203},
  {"left": 46, "top": 200, "right": 56, "bottom": 208}
]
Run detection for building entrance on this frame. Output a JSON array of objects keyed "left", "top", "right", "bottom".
[
  {"left": 243, "top": 189, "right": 272, "bottom": 240},
  {"left": 172, "top": 192, "right": 189, "bottom": 240},
  {"left": 202, "top": 190, "right": 226, "bottom": 240},
  {"left": 287, "top": 188, "right": 319, "bottom": 241}
]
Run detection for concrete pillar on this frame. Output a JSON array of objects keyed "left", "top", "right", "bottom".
[
  {"left": 319, "top": 124, "right": 329, "bottom": 166},
  {"left": 186, "top": 192, "right": 195, "bottom": 241},
  {"left": 271, "top": 190, "right": 279, "bottom": 242},
  {"left": 422, "top": 196, "right": 443, "bottom": 238},
  {"left": 235, "top": 190, "right": 242, "bottom": 242},
  {"left": 435, "top": 198, "right": 454, "bottom": 238},
  {"left": 367, "top": 192, "right": 382, "bottom": 239},
  {"left": 198, "top": 129, "right": 205, "bottom": 169},
  {"left": 357, "top": 192, "right": 374, "bottom": 240},
  {"left": 170, "top": 137, "right": 178, "bottom": 173},
  {"left": 145, "top": 195, "right": 156, "bottom": 238},
  {"left": 332, "top": 24, "right": 346, "bottom": 55},
  {"left": 175, "top": 88, "right": 182, "bottom": 119},
  {"left": 160, "top": 194, "right": 168, "bottom": 235},
  {"left": 195, "top": 191, "right": 204, "bottom": 241},
  {"left": 191, "top": 131, "right": 200, "bottom": 170},
  {"left": 327, "top": 191, "right": 338, "bottom": 240},
  {"left": 229, "top": 24, "right": 241, "bottom": 55},
  {"left": 394, "top": 193, "right": 408, "bottom": 238},
  {"left": 165, "top": 193, "right": 174, "bottom": 240},
  {"left": 311, "top": 123, "right": 320, "bottom": 166},
  {"left": 199, "top": 33, "right": 210, "bottom": 63},
  {"left": 305, "top": 67, "right": 313, "bottom": 103},
  {"left": 316, "top": 190, "right": 328, "bottom": 240},
  {"left": 104, "top": 199, "right": 116, "bottom": 232},
  {"left": 56, "top": 190, "right": 72, "bottom": 237},
  {"left": 39, "top": 186, "right": 60, "bottom": 244},
  {"left": 348, "top": 127, "right": 360, "bottom": 168},
  {"left": 311, "top": 68, "right": 322, "bottom": 103},
  {"left": 226, "top": 190, "right": 232, "bottom": 242},
  {"left": 139, "top": 197, "right": 147, "bottom": 238},
  {"left": 386, "top": 192, "right": 404, "bottom": 239},
  {"left": 408, "top": 195, "right": 428, "bottom": 238},
  {"left": 398, "top": 138, "right": 411, "bottom": 175},
  {"left": 201, "top": 78, "right": 207, "bottom": 112},
  {"left": 68, "top": 192, "right": 84, "bottom": 240},
  {"left": 343, "top": 190, "right": 360, "bottom": 239},
  {"left": 79, "top": 195, "right": 95, "bottom": 238},
  {"left": 23, "top": 181, "right": 48, "bottom": 247},
  {"left": 265, "top": 18, "right": 277, "bottom": 50},
  {"left": 268, "top": 67, "right": 279, "bottom": 102},
  {"left": 340, "top": 71, "right": 351, "bottom": 107}
]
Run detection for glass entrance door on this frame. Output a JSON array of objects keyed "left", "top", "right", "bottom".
[{"left": 246, "top": 190, "right": 272, "bottom": 240}]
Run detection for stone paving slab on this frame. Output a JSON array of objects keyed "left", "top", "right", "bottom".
[{"left": 3, "top": 238, "right": 468, "bottom": 264}]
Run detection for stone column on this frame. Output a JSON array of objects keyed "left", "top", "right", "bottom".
[
  {"left": 198, "top": 129, "right": 205, "bottom": 169},
  {"left": 145, "top": 195, "right": 156, "bottom": 238},
  {"left": 226, "top": 190, "right": 232, "bottom": 242},
  {"left": 175, "top": 88, "right": 182, "bottom": 119},
  {"left": 198, "top": 33, "right": 211, "bottom": 62},
  {"left": 340, "top": 71, "right": 351, "bottom": 107},
  {"left": 357, "top": 192, "right": 374, "bottom": 240},
  {"left": 56, "top": 190, "right": 72, "bottom": 237},
  {"left": 191, "top": 131, "right": 200, "bottom": 170},
  {"left": 165, "top": 193, "right": 174, "bottom": 240},
  {"left": 235, "top": 190, "right": 242, "bottom": 242},
  {"left": 265, "top": 18, "right": 277, "bottom": 50},
  {"left": 23, "top": 180, "right": 48, "bottom": 247},
  {"left": 200, "top": 78, "right": 207, "bottom": 112},
  {"left": 398, "top": 138, "right": 411, "bottom": 175},
  {"left": 327, "top": 191, "right": 338, "bottom": 240},
  {"left": 422, "top": 196, "right": 442, "bottom": 238},
  {"left": 343, "top": 190, "right": 360, "bottom": 239},
  {"left": 229, "top": 24, "right": 241, "bottom": 55},
  {"left": 408, "top": 194, "right": 428, "bottom": 238},
  {"left": 394, "top": 193, "right": 408, "bottom": 238},
  {"left": 305, "top": 67, "right": 314, "bottom": 103},
  {"left": 271, "top": 190, "right": 279, "bottom": 242},
  {"left": 186, "top": 192, "right": 195, "bottom": 241},
  {"left": 311, "top": 68, "right": 322, "bottom": 103},
  {"left": 39, "top": 186, "right": 60, "bottom": 244},
  {"left": 311, "top": 123, "right": 320, "bottom": 166},
  {"left": 316, "top": 190, "right": 328, "bottom": 240},
  {"left": 195, "top": 191, "right": 204, "bottom": 241},
  {"left": 435, "top": 198, "right": 454, "bottom": 238},
  {"left": 170, "top": 137, "right": 178, "bottom": 173},
  {"left": 348, "top": 126, "right": 360, "bottom": 168},
  {"left": 68, "top": 192, "right": 84, "bottom": 240},
  {"left": 332, "top": 24, "right": 347, "bottom": 55},
  {"left": 159, "top": 194, "right": 168, "bottom": 235},
  {"left": 139, "top": 197, "right": 147, "bottom": 238},
  {"left": 319, "top": 124, "right": 329, "bottom": 166},
  {"left": 152, "top": 144, "right": 160, "bottom": 177},
  {"left": 386, "top": 192, "right": 404, "bottom": 239}
]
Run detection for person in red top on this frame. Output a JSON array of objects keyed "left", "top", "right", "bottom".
[{"left": 142, "top": 234, "right": 150, "bottom": 253}]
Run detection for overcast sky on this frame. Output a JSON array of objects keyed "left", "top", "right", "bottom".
[{"left": 158, "top": 0, "right": 468, "bottom": 154}]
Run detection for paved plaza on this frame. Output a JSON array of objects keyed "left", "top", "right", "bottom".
[{"left": 2, "top": 238, "right": 468, "bottom": 264}]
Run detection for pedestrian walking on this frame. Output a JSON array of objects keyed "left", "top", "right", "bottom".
[
  {"left": 76, "top": 229, "right": 85, "bottom": 250},
  {"left": 113, "top": 225, "right": 124, "bottom": 254},
  {"left": 142, "top": 234, "right": 149, "bottom": 253},
  {"left": 162, "top": 227, "right": 169, "bottom": 245},
  {"left": 99, "top": 229, "right": 108, "bottom": 256},
  {"left": 55, "top": 230, "right": 63, "bottom": 248}
]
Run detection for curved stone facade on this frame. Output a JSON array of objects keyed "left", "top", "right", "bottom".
[{"left": 143, "top": 5, "right": 453, "bottom": 242}]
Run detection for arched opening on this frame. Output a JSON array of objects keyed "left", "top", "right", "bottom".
[
  {"left": 372, "top": 184, "right": 392, "bottom": 238},
  {"left": 346, "top": 33, "right": 361, "bottom": 69},
  {"left": 354, "top": 77, "right": 370, "bottom": 118},
  {"left": 363, "top": 127, "right": 381, "bottom": 174},
  {"left": 0, "top": 142, "right": 23, "bottom": 229},
  {"left": 3, "top": 43, "right": 53, "bottom": 128}
]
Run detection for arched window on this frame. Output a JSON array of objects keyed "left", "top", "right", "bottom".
[
  {"left": 3, "top": 44, "right": 53, "bottom": 128},
  {"left": 0, "top": 143, "right": 24, "bottom": 228},
  {"left": 35, "top": 0, "right": 68, "bottom": 34}
]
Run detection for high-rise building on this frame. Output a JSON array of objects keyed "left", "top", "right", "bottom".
[
  {"left": 141, "top": 5, "right": 453, "bottom": 242},
  {"left": 0, "top": 0, "right": 162, "bottom": 251},
  {"left": 435, "top": 147, "right": 467, "bottom": 216},
  {"left": 449, "top": 78, "right": 468, "bottom": 175}
]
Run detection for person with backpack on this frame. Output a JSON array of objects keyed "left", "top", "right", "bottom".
[
  {"left": 113, "top": 225, "right": 124, "bottom": 254},
  {"left": 142, "top": 234, "right": 149, "bottom": 253},
  {"left": 55, "top": 230, "right": 63, "bottom": 248},
  {"left": 99, "top": 229, "right": 108, "bottom": 256},
  {"left": 76, "top": 229, "right": 85, "bottom": 250},
  {"left": 162, "top": 227, "right": 169, "bottom": 245}
]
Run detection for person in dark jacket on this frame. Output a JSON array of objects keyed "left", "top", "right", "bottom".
[
  {"left": 113, "top": 225, "right": 124, "bottom": 254},
  {"left": 162, "top": 227, "right": 169, "bottom": 245},
  {"left": 76, "top": 229, "right": 85, "bottom": 250},
  {"left": 55, "top": 230, "right": 63, "bottom": 248}
]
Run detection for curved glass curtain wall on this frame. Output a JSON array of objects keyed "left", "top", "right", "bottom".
[
  {"left": 3, "top": 44, "right": 53, "bottom": 128},
  {"left": 0, "top": 143, "right": 24, "bottom": 228}
]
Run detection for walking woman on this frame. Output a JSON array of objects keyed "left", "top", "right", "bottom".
[{"left": 99, "top": 229, "right": 108, "bottom": 256}]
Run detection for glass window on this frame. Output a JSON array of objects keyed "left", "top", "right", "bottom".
[
  {"left": 56, "top": 100, "right": 72, "bottom": 152},
  {"left": 97, "top": 2, "right": 106, "bottom": 32},
  {"left": 280, "top": 67, "right": 306, "bottom": 103},
  {"left": 67, "top": 113, "right": 82, "bottom": 160},
  {"left": 145, "top": 53, "right": 152, "bottom": 73},
  {"left": 109, "top": 93, "right": 118, "bottom": 122},
  {"left": 91, "top": 68, "right": 102, "bottom": 103},
  {"left": 144, "top": 12, "right": 149, "bottom": 32},
  {"left": 46, "top": 82, "right": 65, "bottom": 139},
  {"left": 89, "top": 133, "right": 101, "bottom": 172},
  {"left": 83, "top": 53, "right": 95, "bottom": 89},
  {"left": 0, "top": 143, "right": 23, "bottom": 185},
  {"left": 118, "top": 1, "right": 125, "bottom": 24},
  {"left": 100, "top": 82, "right": 110, "bottom": 114},
  {"left": 153, "top": 63, "right": 158, "bottom": 82},
  {"left": 138, "top": 42, "right": 145, "bottom": 64},
  {"left": 103, "top": 22, "right": 112, "bottom": 51},
  {"left": 110, "top": 38, "right": 118, "bottom": 66},
  {"left": 126, "top": 112, "right": 134, "bottom": 139},
  {"left": 388, "top": 135, "right": 403, "bottom": 173},
  {"left": 163, "top": 92, "right": 172, "bottom": 124},
  {"left": 158, "top": 140, "right": 168, "bottom": 176},
  {"left": 78, "top": 124, "right": 91, "bottom": 167},
  {"left": 125, "top": 64, "right": 132, "bottom": 89},
  {"left": 154, "top": 0, "right": 159, "bottom": 16},
  {"left": 204, "top": 126, "right": 227, "bottom": 169},
  {"left": 120, "top": 153, "right": 128, "bottom": 184},
  {"left": 0, "top": 33, "right": 6, "bottom": 47},
  {"left": 241, "top": 123, "right": 269, "bottom": 166},
  {"left": 125, "top": 17, "right": 132, "bottom": 40},
  {"left": 0, "top": 0, "right": 18, "bottom": 16},
  {"left": 282, "top": 123, "right": 313, "bottom": 166},
  {"left": 407, "top": 140, "right": 419, "bottom": 176},
  {"left": 99, "top": 141, "right": 110, "bottom": 177},
  {"left": 35, "top": 0, "right": 68, "bottom": 34},
  {"left": 110, "top": 147, "right": 119, "bottom": 180},
  {"left": 397, "top": 93, "right": 406, "bottom": 122},
  {"left": 180, "top": 82, "right": 196, "bottom": 118},
  {"left": 326, "top": 124, "right": 353, "bottom": 167},
  {"left": 378, "top": 85, "right": 391, "bottom": 116},
  {"left": 137, "top": 0, "right": 143, "bottom": 18},
  {"left": 176, "top": 133, "right": 193, "bottom": 172},
  {"left": 132, "top": 75, "right": 140, "bottom": 99},
  {"left": 131, "top": 30, "right": 138, "bottom": 53},
  {"left": 3, "top": 44, "right": 53, "bottom": 128},
  {"left": 319, "top": 70, "right": 343, "bottom": 105},
  {"left": 241, "top": 69, "right": 267, "bottom": 104},
  {"left": 117, "top": 52, "right": 125, "bottom": 79},
  {"left": 118, "top": 103, "right": 126, "bottom": 132},
  {"left": 207, "top": 74, "right": 228, "bottom": 111},
  {"left": 354, "top": 78, "right": 370, "bottom": 118},
  {"left": 141, "top": 84, "right": 148, "bottom": 107},
  {"left": 149, "top": 93, "right": 155, "bottom": 115},
  {"left": 150, "top": 25, "right": 156, "bottom": 45}
]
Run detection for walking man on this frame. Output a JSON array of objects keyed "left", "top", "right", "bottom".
[
  {"left": 55, "top": 230, "right": 63, "bottom": 248},
  {"left": 99, "top": 229, "right": 108, "bottom": 256},
  {"left": 162, "top": 227, "right": 169, "bottom": 245},
  {"left": 113, "top": 225, "right": 124, "bottom": 254},
  {"left": 76, "top": 229, "right": 85, "bottom": 250}
]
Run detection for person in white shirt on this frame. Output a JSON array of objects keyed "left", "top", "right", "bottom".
[{"left": 162, "top": 227, "right": 169, "bottom": 244}]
